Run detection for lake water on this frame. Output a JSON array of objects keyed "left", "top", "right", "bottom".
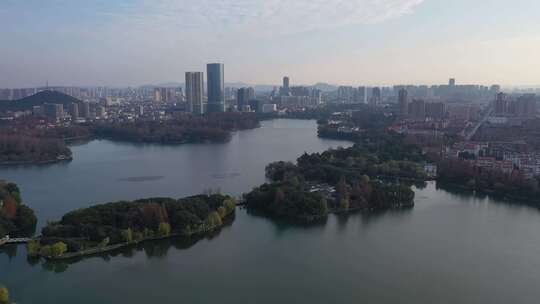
[{"left": 2, "top": 119, "right": 540, "bottom": 304}]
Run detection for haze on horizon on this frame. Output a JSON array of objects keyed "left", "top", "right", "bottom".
[{"left": 1, "top": 0, "right": 539, "bottom": 88}]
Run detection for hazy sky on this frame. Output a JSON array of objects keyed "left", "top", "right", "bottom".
[{"left": 1, "top": 0, "right": 539, "bottom": 87}]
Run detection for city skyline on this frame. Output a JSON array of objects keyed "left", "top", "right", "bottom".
[{"left": 2, "top": 0, "right": 540, "bottom": 88}]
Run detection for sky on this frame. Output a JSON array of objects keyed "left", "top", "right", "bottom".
[{"left": 1, "top": 0, "right": 540, "bottom": 88}]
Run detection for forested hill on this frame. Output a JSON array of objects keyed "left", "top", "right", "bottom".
[{"left": 0, "top": 91, "right": 81, "bottom": 112}]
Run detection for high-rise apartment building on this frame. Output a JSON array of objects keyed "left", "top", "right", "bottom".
[
  {"left": 398, "top": 88, "right": 409, "bottom": 116},
  {"left": 207, "top": 63, "right": 225, "bottom": 113},
  {"left": 69, "top": 102, "right": 79, "bottom": 120},
  {"left": 237, "top": 87, "right": 255, "bottom": 112},
  {"left": 186, "top": 72, "right": 204, "bottom": 115},
  {"left": 370, "top": 87, "right": 381, "bottom": 107},
  {"left": 494, "top": 92, "right": 509, "bottom": 115},
  {"left": 80, "top": 101, "right": 90, "bottom": 119},
  {"left": 409, "top": 99, "right": 426, "bottom": 120}
]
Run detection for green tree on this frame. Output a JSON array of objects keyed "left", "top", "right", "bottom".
[
  {"left": 158, "top": 222, "right": 171, "bottom": 236},
  {"left": 0, "top": 286, "right": 8, "bottom": 304},
  {"left": 27, "top": 240, "right": 41, "bottom": 257},
  {"left": 223, "top": 198, "right": 236, "bottom": 214},
  {"left": 51, "top": 242, "right": 68, "bottom": 257},
  {"left": 99, "top": 237, "right": 110, "bottom": 248},
  {"left": 121, "top": 228, "right": 133, "bottom": 243},
  {"left": 206, "top": 211, "right": 223, "bottom": 228},
  {"left": 133, "top": 231, "right": 144, "bottom": 242},
  {"left": 217, "top": 206, "right": 227, "bottom": 219},
  {"left": 39, "top": 245, "right": 53, "bottom": 257}
]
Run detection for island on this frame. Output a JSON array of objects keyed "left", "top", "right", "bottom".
[
  {"left": 29, "top": 194, "right": 236, "bottom": 259},
  {"left": 0, "top": 134, "right": 72, "bottom": 166},
  {"left": 92, "top": 112, "right": 260, "bottom": 144},
  {"left": 244, "top": 134, "right": 423, "bottom": 222},
  {"left": 0, "top": 181, "right": 37, "bottom": 240}
]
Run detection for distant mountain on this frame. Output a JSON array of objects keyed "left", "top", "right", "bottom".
[
  {"left": 0, "top": 90, "right": 81, "bottom": 112},
  {"left": 312, "top": 83, "right": 338, "bottom": 92}
]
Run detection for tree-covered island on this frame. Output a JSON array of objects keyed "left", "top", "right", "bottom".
[
  {"left": 29, "top": 194, "right": 236, "bottom": 259},
  {"left": 244, "top": 135, "right": 424, "bottom": 222},
  {"left": 0, "top": 181, "right": 37, "bottom": 239}
]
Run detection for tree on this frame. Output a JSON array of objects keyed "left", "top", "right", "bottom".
[
  {"left": 0, "top": 286, "right": 8, "bottom": 304},
  {"left": 133, "top": 231, "right": 144, "bottom": 242},
  {"left": 51, "top": 242, "right": 68, "bottom": 257},
  {"left": 121, "top": 228, "right": 133, "bottom": 243},
  {"left": 337, "top": 176, "right": 350, "bottom": 210},
  {"left": 39, "top": 245, "right": 53, "bottom": 257},
  {"left": 27, "top": 240, "right": 41, "bottom": 257},
  {"left": 223, "top": 198, "right": 236, "bottom": 214},
  {"left": 217, "top": 206, "right": 227, "bottom": 219},
  {"left": 206, "top": 211, "right": 222, "bottom": 228},
  {"left": 158, "top": 222, "right": 171, "bottom": 237},
  {"left": 99, "top": 237, "right": 110, "bottom": 248},
  {"left": 1, "top": 195, "right": 17, "bottom": 219}
]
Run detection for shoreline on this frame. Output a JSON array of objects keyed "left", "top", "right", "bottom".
[
  {"left": 37, "top": 213, "right": 235, "bottom": 261},
  {"left": 436, "top": 180, "right": 540, "bottom": 206},
  {"left": 0, "top": 157, "right": 73, "bottom": 167}
]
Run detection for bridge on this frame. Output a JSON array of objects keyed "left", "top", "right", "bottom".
[
  {"left": 0, "top": 236, "right": 33, "bottom": 246},
  {"left": 464, "top": 106, "right": 493, "bottom": 141},
  {"left": 6, "top": 238, "right": 32, "bottom": 244}
]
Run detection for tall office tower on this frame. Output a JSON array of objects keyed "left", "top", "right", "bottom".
[
  {"left": 494, "top": 92, "right": 509, "bottom": 114},
  {"left": 280, "top": 76, "right": 291, "bottom": 96},
  {"left": 398, "top": 88, "right": 409, "bottom": 116},
  {"left": 449, "top": 78, "right": 456, "bottom": 86},
  {"left": 186, "top": 72, "right": 205, "bottom": 115},
  {"left": 237, "top": 87, "right": 255, "bottom": 112},
  {"left": 357, "top": 86, "right": 367, "bottom": 104},
  {"left": 207, "top": 63, "right": 225, "bottom": 113},
  {"left": 370, "top": 87, "right": 381, "bottom": 107}
]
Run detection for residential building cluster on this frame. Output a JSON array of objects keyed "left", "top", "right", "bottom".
[{"left": 447, "top": 141, "right": 540, "bottom": 179}]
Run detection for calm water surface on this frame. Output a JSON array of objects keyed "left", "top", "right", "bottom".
[{"left": 2, "top": 119, "right": 540, "bottom": 304}]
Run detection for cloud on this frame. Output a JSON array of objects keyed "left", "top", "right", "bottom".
[{"left": 125, "top": 0, "right": 425, "bottom": 37}]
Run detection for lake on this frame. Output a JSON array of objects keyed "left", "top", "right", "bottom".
[{"left": 2, "top": 119, "right": 540, "bottom": 304}]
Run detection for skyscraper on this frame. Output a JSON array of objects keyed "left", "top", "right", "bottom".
[
  {"left": 237, "top": 87, "right": 255, "bottom": 112},
  {"left": 207, "top": 63, "right": 225, "bottom": 113},
  {"left": 186, "top": 72, "right": 204, "bottom": 114},
  {"left": 357, "top": 86, "right": 366, "bottom": 104},
  {"left": 370, "top": 87, "right": 381, "bottom": 107},
  {"left": 398, "top": 88, "right": 409, "bottom": 116}
]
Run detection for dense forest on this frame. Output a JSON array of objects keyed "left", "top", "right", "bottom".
[
  {"left": 268, "top": 132, "right": 427, "bottom": 185},
  {"left": 33, "top": 194, "right": 236, "bottom": 258},
  {"left": 91, "top": 112, "right": 260, "bottom": 144},
  {"left": 0, "top": 181, "right": 37, "bottom": 238},
  {"left": 245, "top": 177, "right": 414, "bottom": 222},
  {"left": 0, "top": 134, "right": 72, "bottom": 165},
  {"left": 245, "top": 138, "right": 420, "bottom": 222}
]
